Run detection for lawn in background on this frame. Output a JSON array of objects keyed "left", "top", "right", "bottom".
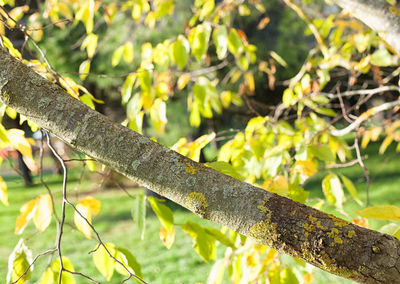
[{"left": 0, "top": 140, "right": 399, "bottom": 283}]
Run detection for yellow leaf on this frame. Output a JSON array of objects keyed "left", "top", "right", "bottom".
[
  {"left": 160, "top": 226, "right": 175, "bottom": 249},
  {"left": 293, "top": 160, "right": 317, "bottom": 178},
  {"left": 244, "top": 72, "right": 255, "bottom": 93},
  {"left": 177, "top": 73, "right": 191, "bottom": 90},
  {"left": 93, "top": 243, "right": 116, "bottom": 281},
  {"left": 355, "top": 205, "right": 400, "bottom": 221},
  {"left": 7, "top": 129, "right": 34, "bottom": 162},
  {"left": 0, "top": 176, "right": 8, "bottom": 206},
  {"left": 79, "top": 196, "right": 101, "bottom": 215},
  {"left": 257, "top": 16, "right": 270, "bottom": 30},
  {"left": 79, "top": 59, "right": 91, "bottom": 80},
  {"left": 145, "top": 11, "right": 156, "bottom": 29},
  {"left": 33, "top": 194, "right": 52, "bottom": 232},
  {"left": 81, "top": 33, "right": 98, "bottom": 58},
  {"left": 59, "top": 76, "right": 79, "bottom": 98},
  {"left": 379, "top": 136, "right": 393, "bottom": 154},
  {"left": 74, "top": 196, "right": 101, "bottom": 239},
  {"left": 74, "top": 204, "right": 92, "bottom": 239},
  {"left": 262, "top": 175, "right": 288, "bottom": 196},
  {"left": 15, "top": 199, "right": 36, "bottom": 234}
]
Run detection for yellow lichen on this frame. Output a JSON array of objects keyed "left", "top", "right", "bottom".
[
  {"left": 184, "top": 162, "right": 201, "bottom": 174},
  {"left": 249, "top": 219, "right": 278, "bottom": 246},
  {"left": 186, "top": 192, "right": 208, "bottom": 217},
  {"left": 347, "top": 230, "right": 356, "bottom": 238},
  {"left": 334, "top": 236, "right": 343, "bottom": 244}
]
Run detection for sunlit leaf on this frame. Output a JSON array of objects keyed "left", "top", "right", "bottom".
[
  {"left": 188, "top": 23, "right": 211, "bottom": 60},
  {"left": 74, "top": 196, "right": 101, "bottom": 239},
  {"left": 93, "top": 243, "right": 117, "bottom": 281},
  {"left": 182, "top": 221, "right": 216, "bottom": 262},
  {"left": 293, "top": 161, "right": 317, "bottom": 179},
  {"left": 148, "top": 196, "right": 174, "bottom": 231},
  {"left": 81, "top": 33, "right": 98, "bottom": 58},
  {"left": 227, "top": 28, "right": 243, "bottom": 56},
  {"left": 33, "top": 194, "right": 52, "bottom": 232},
  {"left": 51, "top": 256, "right": 76, "bottom": 284},
  {"left": 204, "top": 227, "right": 235, "bottom": 248},
  {"left": 355, "top": 205, "right": 400, "bottom": 221},
  {"left": 15, "top": 199, "right": 36, "bottom": 235},
  {"left": 212, "top": 26, "right": 228, "bottom": 60},
  {"left": 112, "top": 45, "right": 124, "bottom": 67},
  {"left": 7, "top": 129, "right": 34, "bottom": 161},
  {"left": 0, "top": 176, "right": 8, "bottom": 206},
  {"left": 177, "top": 73, "right": 191, "bottom": 90},
  {"left": 257, "top": 16, "right": 270, "bottom": 30},
  {"left": 115, "top": 247, "right": 142, "bottom": 277},
  {"left": 205, "top": 161, "right": 243, "bottom": 181},
  {"left": 322, "top": 174, "right": 344, "bottom": 209},
  {"left": 7, "top": 239, "right": 32, "bottom": 284},
  {"left": 160, "top": 225, "right": 175, "bottom": 249},
  {"left": 339, "top": 174, "right": 362, "bottom": 205},
  {"left": 79, "top": 59, "right": 91, "bottom": 80},
  {"left": 371, "top": 48, "right": 393, "bottom": 66}
]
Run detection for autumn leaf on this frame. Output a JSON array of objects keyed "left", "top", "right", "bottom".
[{"left": 74, "top": 196, "right": 101, "bottom": 239}]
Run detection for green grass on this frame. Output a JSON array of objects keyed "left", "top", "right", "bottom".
[
  {"left": 0, "top": 140, "right": 399, "bottom": 284},
  {"left": 0, "top": 165, "right": 217, "bottom": 283}
]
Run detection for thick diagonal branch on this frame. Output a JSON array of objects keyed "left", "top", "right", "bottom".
[
  {"left": 333, "top": 0, "right": 400, "bottom": 54},
  {"left": 0, "top": 50, "right": 400, "bottom": 283}
]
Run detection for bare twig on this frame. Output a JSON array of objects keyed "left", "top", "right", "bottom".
[
  {"left": 331, "top": 100, "right": 400, "bottom": 136},
  {"left": 325, "top": 157, "right": 367, "bottom": 169},
  {"left": 11, "top": 248, "right": 57, "bottom": 284},
  {"left": 63, "top": 269, "right": 100, "bottom": 284},
  {"left": 40, "top": 129, "right": 60, "bottom": 223},
  {"left": 354, "top": 134, "right": 370, "bottom": 206},
  {"left": 45, "top": 132, "right": 67, "bottom": 284}
]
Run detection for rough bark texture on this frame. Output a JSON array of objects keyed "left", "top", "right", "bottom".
[
  {"left": 333, "top": 0, "right": 400, "bottom": 54},
  {"left": 0, "top": 50, "right": 400, "bottom": 283}
]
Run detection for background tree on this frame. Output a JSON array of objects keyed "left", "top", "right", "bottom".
[{"left": 1, "top": 0, "right": 400, "bottom": 283}]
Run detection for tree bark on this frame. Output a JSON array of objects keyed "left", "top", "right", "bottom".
[
  {"left": 0, "top": 50, "right": 400, "bottom": 283},
  {"left": 332, "top": 0, "right": 400, "bottom": 54}
]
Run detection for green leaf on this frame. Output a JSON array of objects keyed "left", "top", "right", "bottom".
[
  {"left": 371, "top": 48, "right": 393, "bottom": 66},
  {"left": 127, "top": 93, "right": 143, "bottom": 120},
  {"left": 188, "top": 23, "right": 211, "bottom": 60},
  {"left": 148, "top": 196, "right": 174, "bottom": 231},
  {"left": 280, "top": 267, "right": 299, "bottom": 284},
  {"left": 79, "top": 59, "right": 91, "bottom": 80},
  {"left": 131, "top": 193, "right": 146, "bottom": 240},
  {"left": 115, "top": 247, "right": 142, "bottom": 278},
  {"left": 205, "top": 161, "right": 243, "bottom": 181},
  {"left": 355, "top": 205, "right": 400, "bottom": 221},
  {"left": 227, "top": 28, "right": 243, "bottom": 56},
  {"left": 122, "top": 74, "right": 137, "bottom": 104},
  {"left": 339, "top": 174, "right": 362, "bottom": 205},
  {"left": 138, "top": 69, "right": 152, "bottom": 93},
  {"left": 322, "top": 174, "right": 344, "bottom": 209},
  {"left": 199, "top": 0, "right": 215, "bottom": 20},
  {"left": 51, "top": 257, "right": 76, "bottom": 284},
  {"left": 93, "top": 243, "right": 117, "bottom": 281},
  {"left": 181, "top": 221, "right": 216, "bottom": 262},
  {"left": 380, "top": 223, "right": 400, "bottom": 239},
  {"left": 123, "top": 42, "right": 134, "bottom": 63},
  {"left": 80, "top": 94, "right": 95, "bottom": 110},
  {"left": 112, "top": 45, "right": 124, "bottom": 67},
  {"left": 171, "top": 35, "right": 190, "bottom": 69},
  {"left": 7, "top": 239, "right": 32, "bottom": 283},
  {"left": 213, "top": 26, "right": 228, "bottom": 60},
  {"left": 204, "top": 227, "right": 236, "bottom": 248},
  {"left": 309, "top": 144, "right": 335, "bottom": 163},
  {"left": 81, "top": 33, "right": 98, "bottom": 58}
]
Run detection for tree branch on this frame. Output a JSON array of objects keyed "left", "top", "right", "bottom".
[
  {"left": 1, "top": 49, "right": 400, "bottom": 283},
  {"left": 332, "top": 0, "right": 400, "bottom": 54}
]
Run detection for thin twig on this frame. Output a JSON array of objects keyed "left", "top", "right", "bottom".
[
  {"left": 354, "top": 134, "right": 370, "bottom": 206},
  {"left": 11, "top": 248, "right": 57, "bottom": 284},
  {"left": 331, "top": 100, "right": 400, "bottom": 136},
  {"left": 40, "top": 129, "right": 60, "bottom": 223},
  {"left": 63, "top": 269, "right": 100, "bottom": 284},
  {"left": 325, "top": 157, "right": 367, "bottom": 169},
  {"left": 46, "top": 131, "right": 67, "bottom": 284}
]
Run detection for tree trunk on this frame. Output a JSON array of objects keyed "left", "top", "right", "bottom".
[
  {"left": 332, "top": 0, "right": 400, "bottom": 54},
  {"left": 0, "top": 50, "right": 399, "bottom": 283}
]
